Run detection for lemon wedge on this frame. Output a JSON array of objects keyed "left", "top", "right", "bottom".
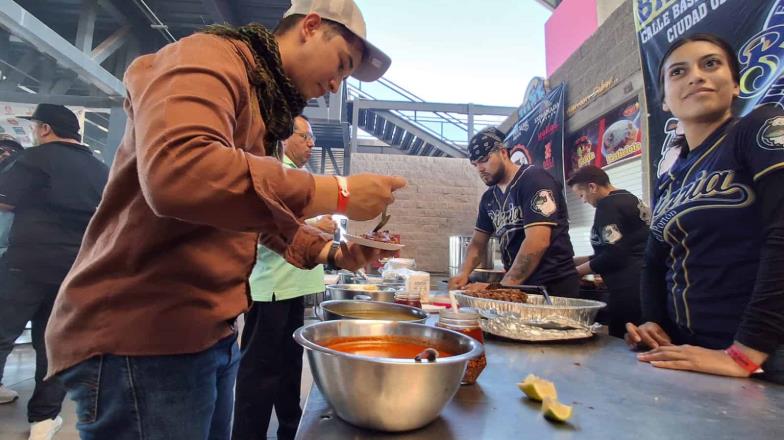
[
  {"left": 517, "top": 374, "right": 558, "bottom": 401},
  {"left": 542, "top": 397, "right": 573, "bottom": 422}
]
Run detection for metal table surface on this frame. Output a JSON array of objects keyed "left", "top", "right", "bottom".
[{"left": 295, "top": 334, "right": 784, "bottom": 439}]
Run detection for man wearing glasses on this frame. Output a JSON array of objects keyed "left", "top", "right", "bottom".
[
  {"left": 233, "top": 115, "right": 335, "bottom": 440},
  {"left": 449, "top": 127, "right": 579, "bottom": 298}
]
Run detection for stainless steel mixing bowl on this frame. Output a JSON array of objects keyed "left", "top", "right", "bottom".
[{"left": 293, "top": 320, "right": 483, "bottom": 432}]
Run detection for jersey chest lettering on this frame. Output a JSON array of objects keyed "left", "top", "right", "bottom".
[
  {"left": 488, "top": 204, "right": 523, "bottom": 232},
  {"left": 651, "top": 169, "right": 753, "bottom": 239}
]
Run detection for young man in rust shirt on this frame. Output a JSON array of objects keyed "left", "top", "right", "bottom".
[{"left": 44, "top": 1, "right": 405, "bottom": 438}]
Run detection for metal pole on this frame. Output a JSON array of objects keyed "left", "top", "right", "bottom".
[
  {"left": 342, "top": 122, "right": 351, "bottom": 175},
  {"left": 467, "top": 103, "right": 475, "bottom": 143},
  {"left": 320, "top": 146, "right": 326, "bottom": 174},
  {"left": 105, "top": 106, "right": 127, "bottom": 167},
  {"left": 351, "top": 100, "right": 359, "bottom": 154}
]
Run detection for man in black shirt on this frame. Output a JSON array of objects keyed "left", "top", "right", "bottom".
[
  {"left": 0, "top": 104, "right": 108, "bottom": 438},
  {"left": 568, "top": 166, "right": 649, "bottom": 338},
  {"left": 0, "top": 136, "right": 24, "bottom": 257},
  {"left": 449, "top": 127, "right": 579, "bottom": 298}
]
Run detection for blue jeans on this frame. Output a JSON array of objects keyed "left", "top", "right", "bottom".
[
  {"left": 0, "top": 263, "right": 66, "bottom": 422},
  {"left": 59, "top": 334, "right": 240, "bottom": 439}
]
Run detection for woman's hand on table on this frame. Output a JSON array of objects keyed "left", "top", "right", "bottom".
[
  {"left": 625, "top": 322, "right": 672, "bottom": 350},
  {"left": 636, "top": 345, "right": 751, "bottom": 378}
]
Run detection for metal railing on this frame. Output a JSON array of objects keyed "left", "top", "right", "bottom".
[{"left": 347, "top": 77, "right": 510, "bottom": 148}]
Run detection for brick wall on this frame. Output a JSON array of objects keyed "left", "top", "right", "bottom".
[{"left": 347, "top": 153, "right": 487, "bottom": 273}]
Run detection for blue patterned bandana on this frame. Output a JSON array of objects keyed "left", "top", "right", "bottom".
[{"left": 468, "top": 127, "right": 507, "bottom": 162}]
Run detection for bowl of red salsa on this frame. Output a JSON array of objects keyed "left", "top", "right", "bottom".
[{"left": 293, "top": 320, "right": 483, "bottom": 432}]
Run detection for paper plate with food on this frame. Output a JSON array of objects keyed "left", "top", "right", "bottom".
[{"left": 344, "top": 230, "right": 404, "bottom": 251}]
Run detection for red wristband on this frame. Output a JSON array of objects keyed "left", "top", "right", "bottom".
[
  {"left": 724, "top": 345, "right": 763, "bottom": 374},
  {"left": 334, "top": 175, "right": 349, "bottom": 214}
]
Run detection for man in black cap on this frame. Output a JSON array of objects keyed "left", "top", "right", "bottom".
[
  {"left": 449, "top": 127, "right": 579, "bottom": 298},
  {"left": 0, "top": 104, "right": 108, "bottom": 439}
]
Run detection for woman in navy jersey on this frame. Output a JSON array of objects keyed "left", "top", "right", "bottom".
[{"left": 626, "top": 34, "right": 784, "bottom": 382}]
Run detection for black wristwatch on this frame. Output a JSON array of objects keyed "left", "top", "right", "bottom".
[{"left": 327, "top": 241, "right": 340, "bottom": 268}]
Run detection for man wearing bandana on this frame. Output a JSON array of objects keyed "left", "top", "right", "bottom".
[
  {"left": 43, "top": 0, "right": 406, "bottom": 438},
  {"left": 449, "top": 127, "right": 579, "bottom": 299}
]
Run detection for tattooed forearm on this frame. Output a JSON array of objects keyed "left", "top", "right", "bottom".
[{"left": 506, "top": 249, "right": 545, "bottom": 284}]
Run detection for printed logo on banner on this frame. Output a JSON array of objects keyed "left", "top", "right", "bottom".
[
  {"left": 505, "top": 83, "right": 566, "bottom": 184},
  {"left": 519, "top": 77, "right": 548, "bottom": 119},
  {"left": 531, "top": 189, "right": 557, "bottom": 217},
  {"left": 543, "top": 142, "right": 555, "bottom": 170},
  {"left": 509, "top": 144, "right": 532, "bottom": 166},
  {"left": 738, "top": 5, "right": 784, "bottom": 107},
  {"left": 757, "top": 116, "right": 784, "bottom": 150},
  {"left": 603, "top": 121, "right": 641, "bottom": 163},
  {"left": 565, "top": 96, "right": 642, "bottom": 180},
  {"left": 575, "top": 136, "right": 596, "bottom": 169}
]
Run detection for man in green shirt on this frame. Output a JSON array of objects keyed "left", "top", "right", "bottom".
[{"left": 233, "top": 115, "right": 334, "bottom": 440}]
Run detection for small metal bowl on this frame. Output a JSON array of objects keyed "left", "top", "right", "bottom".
[
  {"left": 325, "top": 284, "right": 398, "bottom": 302},
  {"left": 316, "top": 299, "right": 428, "bottom": 324}
]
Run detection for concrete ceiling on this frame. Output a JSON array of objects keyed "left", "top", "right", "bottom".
[{"left": 0, "top": 0, "right": 292, "bottom": 153}]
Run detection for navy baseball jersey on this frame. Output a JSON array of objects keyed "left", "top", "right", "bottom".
[
  {"left": 650, "top": 104, "right": 784, "bottom": 344},
  {"left": 476, "top": 165, "right": 576, "bottom": 285},
  {"left": 590, "top": 189, "right": 650, "bottom": 286}
]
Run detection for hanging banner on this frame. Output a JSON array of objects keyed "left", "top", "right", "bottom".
[
  {"left": 565, "top": 97, "right": 643, "bottom": 180},
  {"left": 634, "top": 0, "right": 784, "bottom": 185},
  {"left": 518, "top": 76, "right": 548, "bottom": 119},
  {"left": 505, "top": 83, "right": 566, "bottom": 185}
]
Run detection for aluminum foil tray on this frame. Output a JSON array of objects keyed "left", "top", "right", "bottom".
[{"left": 453, "top": 292, "right": 606, "bottom": 341}]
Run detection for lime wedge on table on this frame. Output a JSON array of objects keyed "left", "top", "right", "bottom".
[
  {"left": 542, "top": 397, "right": 573, "bottom": 422},
  {"left": 517, "top": 374, "right": 557, "bottom": 401}
]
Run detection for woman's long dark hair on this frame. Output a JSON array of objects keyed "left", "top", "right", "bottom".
[{"left": 657, "top": 33, "right": 740, "bottom": 150}]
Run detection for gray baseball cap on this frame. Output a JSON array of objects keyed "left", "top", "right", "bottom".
[{"left": 283, "top": 0, "right": 391, "bottom": 82}]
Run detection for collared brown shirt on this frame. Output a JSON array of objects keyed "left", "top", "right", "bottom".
[{"left": 45, "top": 33, "right": 329, "bottom": 376}]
